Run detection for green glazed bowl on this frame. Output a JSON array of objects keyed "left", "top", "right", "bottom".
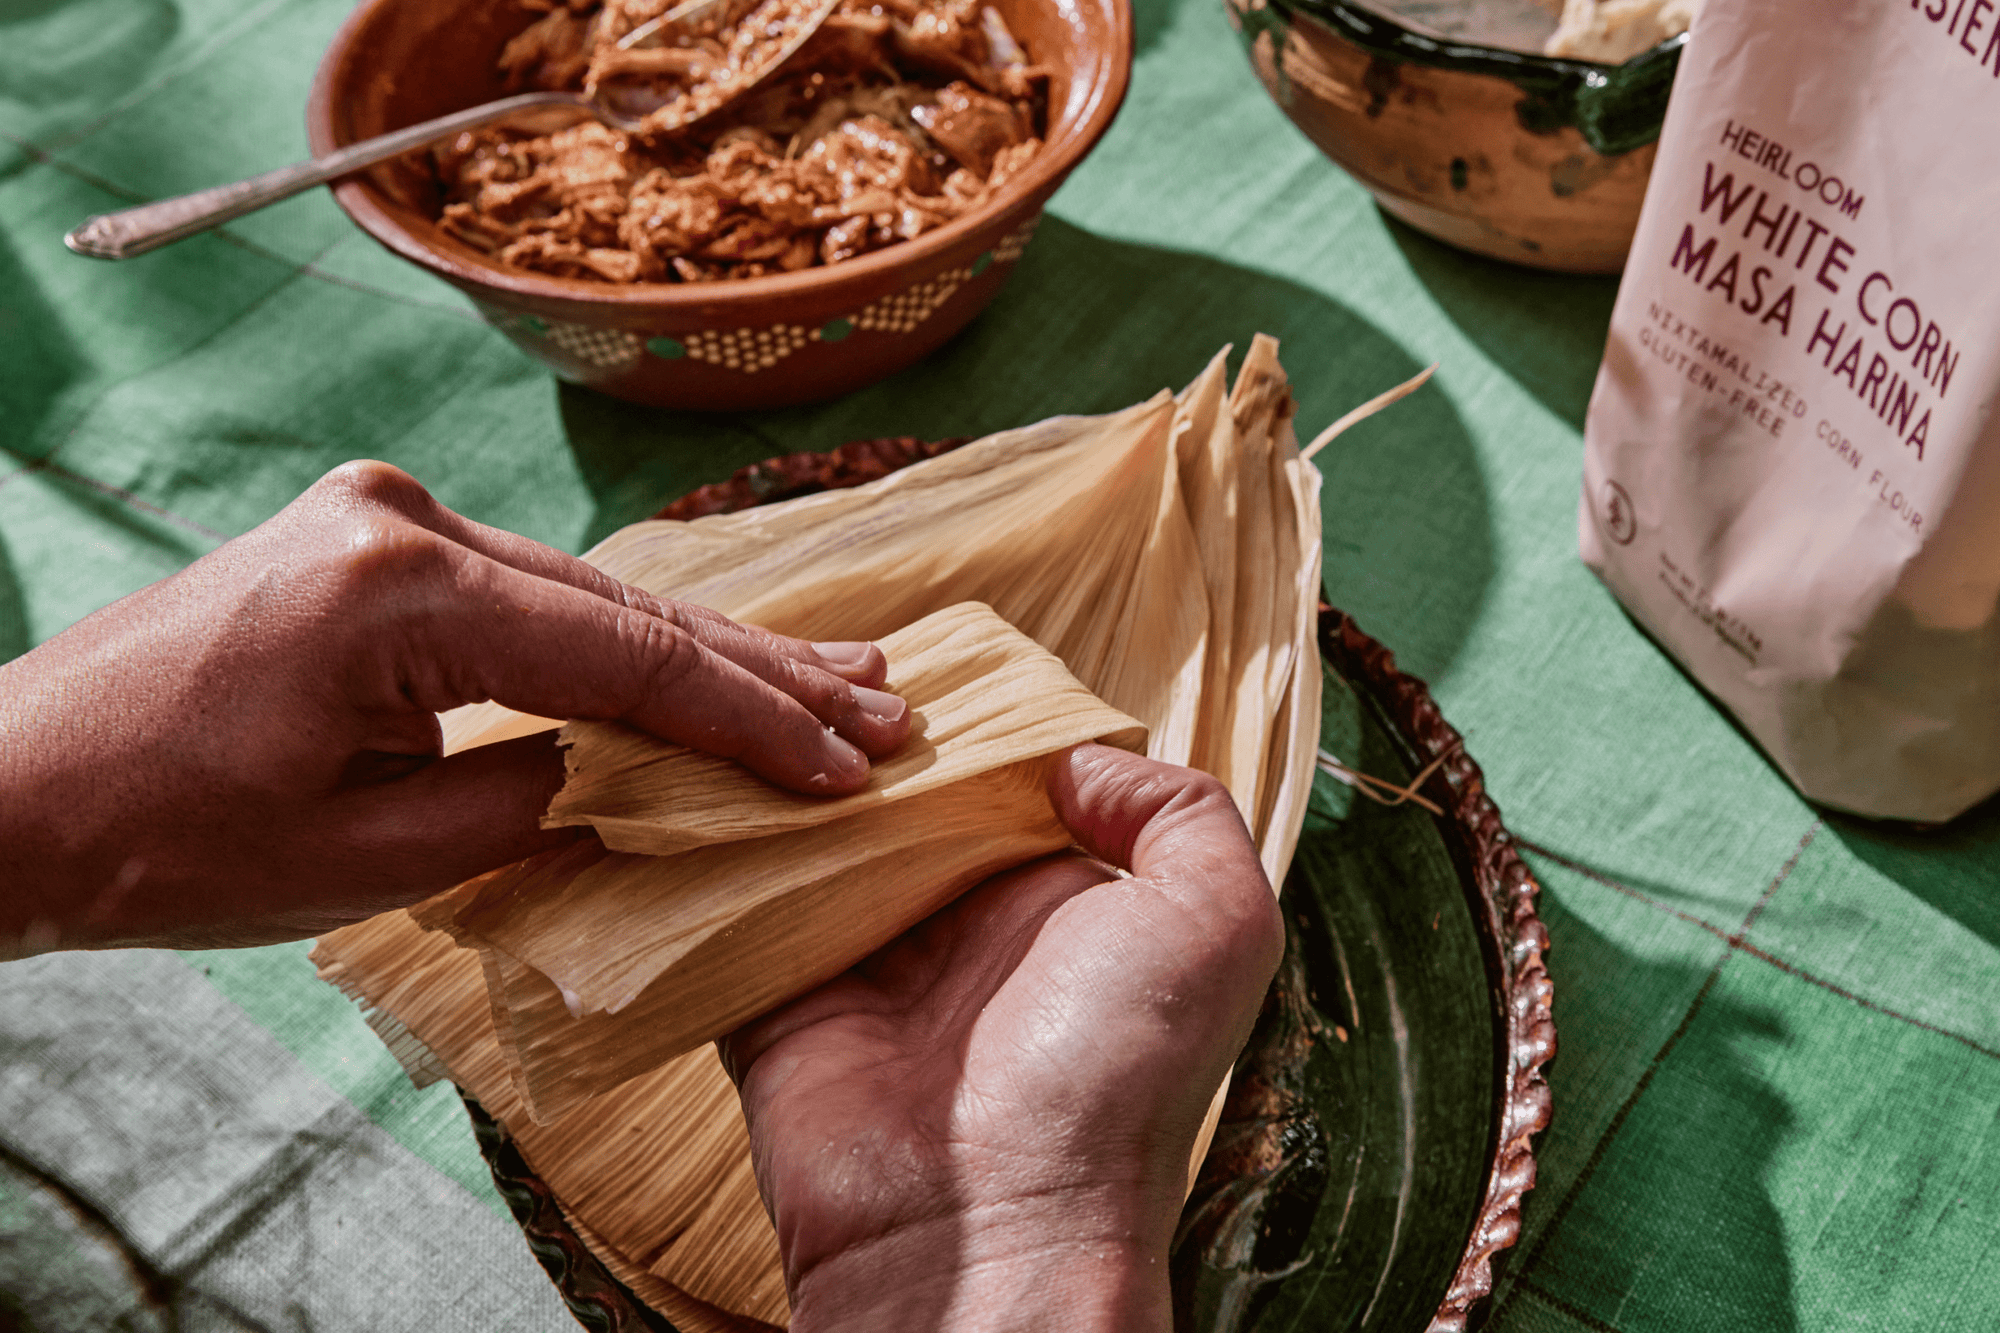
[{"left": 1225, "top": 0, "right": 1683, "bottom": 272}]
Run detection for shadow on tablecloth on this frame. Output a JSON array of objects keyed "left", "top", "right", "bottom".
[
  {"left": 0, "top": 0, "right": 180, "bottom": 119},
  {"left": 1385, "top": 214, "right": 1620, "bottom": 433},
  {"left": 0, "top": 528, "right": 26, "bottom": 662},
  {"left": 1822, "top": 801, "right": 2000, "bottom": 955}
]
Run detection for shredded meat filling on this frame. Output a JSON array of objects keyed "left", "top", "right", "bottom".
[{"left": 437, "top": 0, "right": 1049, "bottom": 284}]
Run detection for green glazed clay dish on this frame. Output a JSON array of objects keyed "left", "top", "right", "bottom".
[
  {"left": 1225, "top": 0, "right": 1683, "bottom": 271},
  {"left": 467, "top": 437, "right": 1556, "bottom": 1333}
]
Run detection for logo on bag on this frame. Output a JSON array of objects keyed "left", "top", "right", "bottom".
[{"left": 1600, "top": 481, "right": 1637, "bottom": 545}]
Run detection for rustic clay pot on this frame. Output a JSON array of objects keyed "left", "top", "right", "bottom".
[
  {"left": 307, "top": 0, "right": 1131, "bottom": 409},
  {"left": 1224, "top": 0, "right": 1680, "bottom": 273}
]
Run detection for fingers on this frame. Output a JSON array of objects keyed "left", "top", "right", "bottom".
[
  {"left": 305, "top": 461, "right": 900, "bottom": 723},
  {"left": 374, "top": 545, "right": 891, "bottom": 793},
  {"left": 1048, "top": 744, "right": 1282, "bottom": 974},
  {"left": 325, "top": 733, "right": 587, "bottom": 906},
  {"left": 304, "top": 461, "right": 635, "bottom": 605},
  {"left": 656, "top": 603, "right": 908, "bottom": 760},
  {"left": 418, "top": 497, "right": 899, "bottom": 702},
  {"left": 302, "top": 464, "right": 908, "bottom": 783}
]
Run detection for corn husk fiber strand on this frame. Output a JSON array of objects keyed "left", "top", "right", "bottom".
[{"left": 567, "top": 1206, "right": 780, "bottom": 1333}]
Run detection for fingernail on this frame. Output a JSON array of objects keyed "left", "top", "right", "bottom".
[
  {"left": 813, "top": 640, "right": 875, "bottom": 670},
  {"left": 853, "top": 686, "right": 907, "bottom": 725},
  {"left": 824, "top": 733, "right": 869, "bottom": 782}
]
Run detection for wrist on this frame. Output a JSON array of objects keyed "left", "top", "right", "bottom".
[
  {"left": 0, "top": 656, "right": 86, "bottom": 955},
  {"left": 787, "top": 1185, "right": 1175, "bottom": 1333}
]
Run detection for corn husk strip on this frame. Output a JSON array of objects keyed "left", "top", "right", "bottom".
[
  {"left": 1158, "top": 338, "right": 1319, "bottom": 1189},
  {"left": 311, "top": 918, "right": 731, "bottom": 1245},
  {"left": 545, "top": 602, "right": 1146, "bottom": 856},
  {"left": 1255, "top": 449, "right": 1325, "bottom": 880},
  {"left": 314, "top": 912, "right": 503, "bottom": 1094},
  {"left": 1097, "top": 393, "right": 1210, "bottom": 770},
  {"left": 428, "top": 745, "right": 1093, "bottom": 1022},
  {"left": 650, "top": 1149, "right": 791, "bottom": 1323},
  {"left": 1173, "top": 350, "right": 1242, "bottom": 781},
  {"left": 1299, "top": 364, "right": 1436, "bottom": 463},
  {"left": 424, "top": 758, "right": 1073, "bottom": 1123},
  {"left": 1160, "top": 339, "right": 1319, "bottom": 882},
  {"left": 605, "top": 403, "right": 1172, "bottom": 654},
  {"left": 312, "top": 965, "right": 450, "bottom": 1088},
  {"left": 565, "top": 1206, "right": 781, "bottom": 1333},
  {"left": 1217, "top": 341, "right": 1294, "bottom": 825}
]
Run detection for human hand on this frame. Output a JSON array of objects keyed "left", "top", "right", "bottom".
[
  {"left": 0, "top": 462, "right": 909, "bottom": 953},
  {"left": 719, "top": 744, "right": 1283, "bottom": 1333}
]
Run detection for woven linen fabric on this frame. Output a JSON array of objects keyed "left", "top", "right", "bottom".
[{"left": 3, "top": 0, "right": 1998, "bottom": 1329}]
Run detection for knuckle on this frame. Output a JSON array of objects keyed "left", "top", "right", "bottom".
[
  {"left": 777, "top": 652, "right": 839, "bottom": 709},
  {"left": 662, "top": 599, "right": 727, "bottom": 628},
  {"left": 1150, "top": 767, "right": 1236, "bottom": 831},
  {"left": 327, "top": 518, "right": 454, "bottom": 596},
  {"left": 313, "top": 460, "right": 435, "bottom": 517},
  {"left": 615, "top": 583, "right": 668, "bottom": 618},
  {"left": 1174, "top": 768, "right": 1235, "bottom": 812},
  {"left": 633, "top": 615, "right": 707, "bottom": 697},
  {"left": 691, "top": 618, "right": 838, "bottom": 710}
]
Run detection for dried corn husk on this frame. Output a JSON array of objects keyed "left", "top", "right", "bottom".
[
  {"left": 405, "top": 603, "right": 1144, "bottom": 1123},
  {"left": 309, "top": 336, "right": 1413, "bottom": 1329},
  {"left": 437, "top": 391, "right": 1194, "bottom": 758},
  {"left": 419, "top": 755, "right": 1081, "bottom": 1123},
  {"left": 545, "top": 601, "right": 1147, "bottom": 855},
  {"left": 566, "top": 1207, "right": 780, "bottom": 1333},
  {"left": 317, "top": 909, "right": 784, "bottom": 1324}
]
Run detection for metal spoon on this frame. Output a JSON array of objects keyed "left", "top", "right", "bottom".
[{"left": 64, "top": 0, "right": 839, "bottom": 261}]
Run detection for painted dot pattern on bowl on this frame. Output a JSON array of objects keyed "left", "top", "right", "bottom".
[
  {"left": 679, "top": 323, "right": 816, "bottom": 372},
  {"left": 544, "top": 322, "right": 644, "bottom": 369},
  {"left": 853, "top": 266, "right": 972, "bottom": 336},
  {"left": 488, "top": 216, "right": 1044, "bottom": 377},
  {"left": 993, "top": 215, "right": 1038, "bottom": 263}
]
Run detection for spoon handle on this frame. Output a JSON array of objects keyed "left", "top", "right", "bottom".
[{"left": 64, "top": 92, "right": 591, "bottom": 261}]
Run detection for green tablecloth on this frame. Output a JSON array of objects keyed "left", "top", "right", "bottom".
[{"left": 3, "top": 0, "right": 1997, "bottom": 1328}]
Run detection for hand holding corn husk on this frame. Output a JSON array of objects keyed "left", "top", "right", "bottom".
[
  {"left": 0, "top": 460, "right": 909, "bottom": 955},
  {"left": 718, "top": 744, "right": 1281, "bottom": 1332},
  {"left": 409, "top": 602, "right": 1153, "bottom": 1123}
]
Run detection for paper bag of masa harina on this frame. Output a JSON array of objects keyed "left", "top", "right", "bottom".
[{"left": 1579, "top": 0, "right": 2000, "bottom": 822}]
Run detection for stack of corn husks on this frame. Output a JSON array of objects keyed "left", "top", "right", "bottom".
[{"left": 312, "top": 336, "right": 1336, "bottom": 1331}]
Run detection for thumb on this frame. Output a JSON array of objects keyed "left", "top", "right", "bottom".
[
  {"left": 324, "top": 733, "right": 584, "bottom": 905},
  {"left": 1048, "top": 744, "right": 1282, "bottom": 975}
]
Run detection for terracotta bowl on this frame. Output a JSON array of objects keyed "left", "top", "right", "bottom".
[
  {"left": 1224, "top": 0, "right": 1681, "bottom": 273},
  {"left": 307, "top": 0, "right": 1131, "bottom": 409}
]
